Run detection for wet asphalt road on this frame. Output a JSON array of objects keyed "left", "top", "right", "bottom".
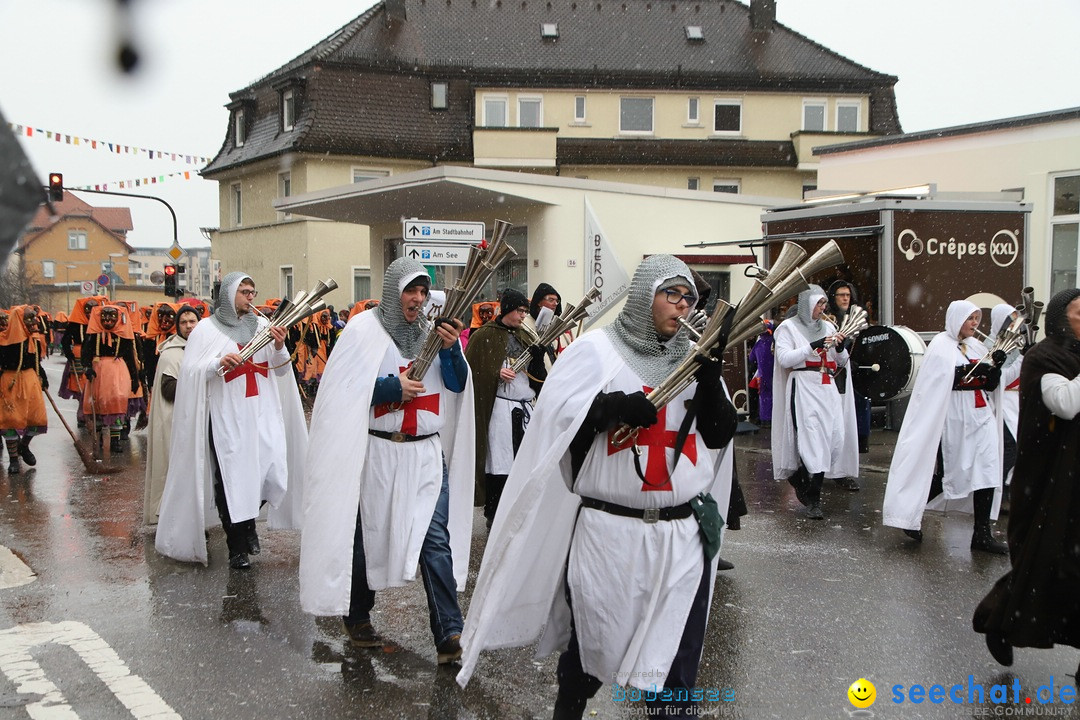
[{"left": 0, "top": 355, "right": 1078, "bottom": 719}]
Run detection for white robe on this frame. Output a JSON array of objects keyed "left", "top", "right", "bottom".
[
  {"left": 143, "top": 333, "right": 185, "bottom": 524},
  {"left": 154, "top": 316, "right": 308, "bottom": 564},
  {"left": 883, "top": 329, "right": 1003, "bottom": 531},
  {"left": 771, "top": 319, "right": 856, "bottom": 479},
  {"left": 457, "top": 331, "right": 734, "bottom": 690},
  {"left": 299, "top": 310, "right": 474, "bottom": 616}
]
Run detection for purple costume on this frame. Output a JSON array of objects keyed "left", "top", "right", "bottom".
[{"left": 749, "top": 323, "right": 775, "bottom": 423}]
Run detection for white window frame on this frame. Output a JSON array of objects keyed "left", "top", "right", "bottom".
[
  {"left": 687, "top": 97, "right": 700, "bottom": 124},
  {"left": 278, "top": 172, "right": 292, "bottom": 220},
  {"left": 517, "top": 96, "right": 543, "bottom": 128},
  {"left": 1049, "top": 172, "right": 1080, "bottom": 296},
  {"left": 431, "top": 82, "right": 448, "bottom": 110},
  {"left": 482, "top": 94, "right": 509, "bottom": 127},
  {"left": 234, "top": 109, "right": 246, "bottom": 146},
  {"left": 687, "top": 177, "right": 700, "bottom": 191},
  {"left": 352, "top": 266, "right": 372, "bottom": 303},
  {"left": 280, "top": 265, "right": 294, "bottom": 300},
  {"left": 712, "top": 178, "right": 741, "bottom": 194},
  {"left": 619, "top": 96, "right": 654, "bottom": 135},
  {"left": 232, "top": 183, "right": 242, "bottom": 227},
  {"left": 282, "top": 89, "right": 296, "bottom": 131},
  {"left": 352, "top": 167, "right": 391, "bottom": 184},
  {"left": 67, "top": 230, "right": 87, "bottom": 251},
  {"left": 574, "top": 95, "right": 587, "bottom": 123},
  {"left": 42, "top": 260, "right": 55, "bottom": 279},
  {"left": 802, "top": 98, "right": 827, "bottom": 132},
  {"left": 836, "top": 101, "right": 861, "bottom": 133},
  {"left": 712, "top": 99, "right": 742, "bottom": 135}
]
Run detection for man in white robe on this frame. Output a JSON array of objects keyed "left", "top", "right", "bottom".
[
  {"left": 155, "top": 272, "right": 307, "bottom": 569},
  {"left": 986, "top": 303, "right": 1024, "bottom": 489},
  {"left": 456, "top": 255, "right": 738, "bottom": 719},
  {"left": 771, "top": 285, "right": 855, "bottom": 520},
  {"left": 883, "top": 299, "right": 1007, "bottom": 554},
  {"left": 299, "top": 258, "right": 474, "bottom": 665},
  {"left": 143, "top": 305, "right": 200, "bottom": 524}
]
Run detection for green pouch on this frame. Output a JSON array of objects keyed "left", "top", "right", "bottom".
[{"left": 689, "top": 492, "right": 725, "bottom": 561}]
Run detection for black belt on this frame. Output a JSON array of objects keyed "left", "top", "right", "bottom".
[
  {"left": 367, "top": 429, "right": 438, "bottom": 443},
  {"left": 580, "top": 496, "right": 694, "bottom": 524}
]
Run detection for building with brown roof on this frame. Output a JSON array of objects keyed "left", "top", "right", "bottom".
[{"left": 202, "top": 0, "right": 900, "bottom": 307}]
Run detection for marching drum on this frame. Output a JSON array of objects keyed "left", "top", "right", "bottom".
[{"left": 850, "top": 326, "right": 927, "bottom": 402}]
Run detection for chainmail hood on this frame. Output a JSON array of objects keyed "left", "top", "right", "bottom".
[
  {"left": 790, "top": 285, "right": 828, "bottom": 343},
  {"left": 376, "top": 258, "right": 432, "bottom": 359},
  {"left": 212, "top": 272, "right": 260, "bottom": 345},
  {"left": 603, "top": 254, "right": 693, "bottom": 386}
]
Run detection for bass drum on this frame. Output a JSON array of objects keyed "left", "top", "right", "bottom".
[{"left": 850, "top": 326, "right": 927, "bottom": 402}]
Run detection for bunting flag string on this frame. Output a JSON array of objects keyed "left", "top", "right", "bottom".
[
  {"left": 7, "top": 120, "right": 212, "bottom": 166},
  {"left": 71, "top": 170, "right": 200, "bottom": 193}
]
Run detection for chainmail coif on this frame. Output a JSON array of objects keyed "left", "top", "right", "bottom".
[
  {"left": 376, "top": 258, "right": 432, "bottom": 359},
  {"left": 603, "top": 254, "right": 694, "bottom": 386},
  {"left": 212, "top": 271, "right": 260, "bottom": 345},
  {"left": 789, "top": 285, "right": 828, "bottom": 343}
]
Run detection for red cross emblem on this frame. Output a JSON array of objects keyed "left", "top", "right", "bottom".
[
  {"left": 962, "top": 358, "right": 987, "bottom": 408},
  {"left": 373, "top": 364, "right": 441, "bottom": 435},
  {"left": 224, "top": 345, "right": 268, "bottom": 398},
  {"left": 607, "top": 386, "right": 696, "bottom": 492},
  {"left": 804, "top": 348, "right": 836, "bottom": 385}
]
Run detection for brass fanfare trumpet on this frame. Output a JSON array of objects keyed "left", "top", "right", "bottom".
[
  {"left": 218, "top": 277, "right": 339, "bottom": 376},
  {"left": 509, "top": 288, "right": 602, "bottom": 373},
  {"left": 610, "top": 240, "right": 846, "bottom": 447},
  {"left": 405, "top": 220, "right": 517, "bottom": 381}
]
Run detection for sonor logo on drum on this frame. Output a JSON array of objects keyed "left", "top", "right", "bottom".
[{"left": 897, "top": 227, "right": 1019, "bottom": 267}]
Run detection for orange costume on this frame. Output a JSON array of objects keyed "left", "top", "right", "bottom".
[
  {"left": 81, "top": 304, "right": 139, "bottom": 452},
  {"left": 0, "top": 306, "right": 49, "bottom": 474}
]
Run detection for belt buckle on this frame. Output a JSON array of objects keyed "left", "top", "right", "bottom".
[
  {"left": 642, "top": 508, "right": 659, "bottom": 524},
  {"left": 391, "top": 431, "right": 406, "bottom": 443}
]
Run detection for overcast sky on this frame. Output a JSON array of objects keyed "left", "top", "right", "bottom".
[{"left": 2, "top": 0, "right": 1078, "bottom": 249}]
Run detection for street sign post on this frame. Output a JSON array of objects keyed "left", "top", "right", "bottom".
[
  {"left": 96, "top": 274, "right": 110, "bottom": 287},
  {"left": 404, "top": 243, "right": 470, "bottom": 266},
  {"left": 167, "top": 241, "right": 184, "bottom": 262},
  {"left": 80, "top": 281, "right": 95, "bottom": 295},
  {"left": 402, "top": 219, "right": 485, "bottom": 243}
]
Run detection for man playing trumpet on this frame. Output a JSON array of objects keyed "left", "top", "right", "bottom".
[{"left": 156, "top": 272, "right": 308, "bottom": 570}]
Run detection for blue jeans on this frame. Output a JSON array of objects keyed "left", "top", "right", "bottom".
[{"left": 345, "top": 461, "right": 463, "bottom": 646}]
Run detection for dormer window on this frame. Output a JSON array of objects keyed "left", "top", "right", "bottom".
[
  {"left": 282, "top": 89, "right": 296, "bottom": 131},
  {"left": 234, "top": 109, "right": 246, "bottom": 147},
  {"left": 431, "top": 82, "right": 448, "bottom": 110},
  {"left": 541, "top": 22, "right": 558, "bottom": 38}
]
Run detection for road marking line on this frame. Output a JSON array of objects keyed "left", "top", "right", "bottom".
[
  {"left": 0, "top": 546, "right": 36, "bottom": 589},
  {"left": 0, "top": 621, "right": 180, "bottom": 719}
]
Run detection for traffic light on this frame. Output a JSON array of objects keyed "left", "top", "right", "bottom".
[
  {"left": 48, "top": 173, "right": 63, "bottom": 202},
  {"left": 163, "top": 264, "right": 177, "bottom": 296}
]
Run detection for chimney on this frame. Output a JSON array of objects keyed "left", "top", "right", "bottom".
[
  {"left": 385, "top": 0, "right": 407, "bottom": 28},
  {"left": 750, "top": 0, "right": 775, "bottom": 32}
]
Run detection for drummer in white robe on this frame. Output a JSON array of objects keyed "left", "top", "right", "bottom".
[
  {"left": 155, "top": 272, "right": 308, "bottom": 569},
  {"left": 883, "top": 299, "right": 1008, "bottom": 554},
  {"left": 771, "top": 285, "right": 856, "bottom": 520},
  {"left": 456, "top": 254, "right": 738, "bottom": 719},
  {"left": 299, "top": 258, "right": 474, "bottom": 665}
]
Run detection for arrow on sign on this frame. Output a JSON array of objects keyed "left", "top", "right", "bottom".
[
  {"left": 409, "top": 249, "right": 421, "bottom": 259},
  {"left": 409, "top": 226, "right": 421, "bottom": 236}
]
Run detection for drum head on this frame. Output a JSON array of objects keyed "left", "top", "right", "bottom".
[{"left": 851, "top": 326, "right": 921, "bottom": 401}]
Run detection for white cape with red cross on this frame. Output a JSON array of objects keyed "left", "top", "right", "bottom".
[{"left": 457, "top": 330, "right": 734, "bottom": 691}]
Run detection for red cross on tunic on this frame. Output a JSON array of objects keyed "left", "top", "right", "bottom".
[
  {"left": 962, "top": 358, "right": 988, "bottom": 408},
  {"left": 224, "top": 350, "right": 268, "bottom": 398},
  {"left": 373, "top": 364, "right": 441, "bottom": 435},
  {"left": 607, "top": 386, "right": 697, "bottom": 492},
  {"left": 803, "top": 347, "right": 836, "bottom": 385},
  {"left": 1006, "top": 377, "right": 1020, "bottom": 391}
]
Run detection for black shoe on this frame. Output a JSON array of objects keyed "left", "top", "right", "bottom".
[
  {"left": 805, "top": 503, "right": 824, "bottom": 520},
  {"left": 436, "top": 633, "right": 462, "bottom": 665},
  {"left": 246, "top": 528, "right": 260, "bottom": 556},
  {"left": 110, "top": 437, "right": 122, "bottom": 454},
  {"left": 903, "top": 528, "right": 923, "bottom": 543},
  {"left": 834, "top": 476, "right": 860, "bottom": 491},
  {"left": 228, "top": 552, "right": 251, "bottom": 570},
  {"left": 17, "top": 440, "right": 36, "bottom": 467},
  {"left": 727, "top": 515, "right": 741, "bottom": 531},
  {"left": 715, "top": 557, "right": 734, "bottom": 571},
  {"left": 985, "top": 631, "right": 1013, "bottom": 666},
  {"left": 858, "top": 437, "right": 870, "bottom": 454},
  {"left": 343, "top": 620, "right": 383, "bottom": 648},
  {"left": 971, "top": 528, "right": 1009, "bottom": 555},
  {"left": 787, "top": 470, "right": 810, "bottom": 507},
  {"left": 7, "top": 459, "right": 20, "bottom": 475}
]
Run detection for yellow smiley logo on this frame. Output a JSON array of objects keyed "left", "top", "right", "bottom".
[{"left": 848, "top": 678, "right": 876, "bottom": 709}]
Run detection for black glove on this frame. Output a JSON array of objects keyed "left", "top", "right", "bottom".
[
  {"left": 39, "top": 372, "right": 49, "bottom": 390},
  {"left": 529, "top": 344, "right": 548, "bottom": 360},
  {"left": 841, "top": 336, "right": 855, "bottom": 353},
  {"left": 809, "top": 337, "right": 826, "bottom": 350},
  {"left": 694, "top": 356, "right": 723, "bottom": 387},
  {"left": 991, "top": 350, "right": 1007, "bottom": 367},
  {"left": 982, "top": 364, "right": 1002, "bottom": 390},
  {"left": 622, "top": 390, "right": 658, "bottom": 428},
  {"left": 84, "top": 368, "right": 96, "bottom": 382}
]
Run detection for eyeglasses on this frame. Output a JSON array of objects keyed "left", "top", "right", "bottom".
[
  {"left": 238, "top": 289, "right": 258, "bottom": 298},
  {"left": 661, "top": 288, "right": 697, "bottom": 306}
]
